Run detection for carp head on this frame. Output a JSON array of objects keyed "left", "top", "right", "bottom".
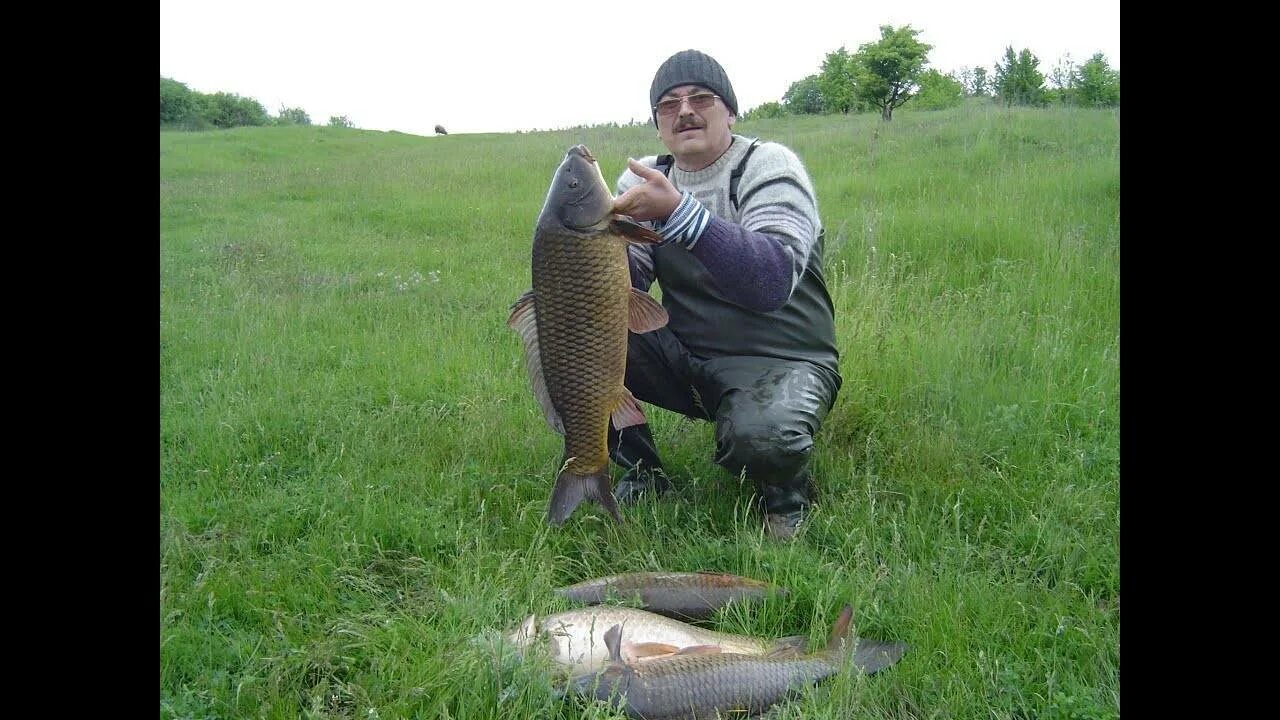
[{"left": 538, "top": 144, "right": 614, "bottom": 233}]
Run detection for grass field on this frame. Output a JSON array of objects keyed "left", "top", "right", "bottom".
[{"left": 160, "top": 103, "right": 1119, "bottom": 719}]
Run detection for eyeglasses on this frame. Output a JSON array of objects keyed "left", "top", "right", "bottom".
[{"left": 653, "top": 92, "right": 721, "bottom": 117}]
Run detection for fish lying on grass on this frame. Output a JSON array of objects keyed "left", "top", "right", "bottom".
[
  {"left": 556, "top": 571, "right": 787, "bottom": 621},
  {"left": 507, "top": 605, "right": 809, "bottom": 675},
  {"left": 569, "top": 605, "right": 907, "bottom": 719},
  {"left": 508, "top": 144, "right": 668, "bottom": 526}
]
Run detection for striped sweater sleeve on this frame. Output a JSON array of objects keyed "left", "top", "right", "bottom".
[{"left": 670, "top": 144, "right": 820, "bottom": 312}]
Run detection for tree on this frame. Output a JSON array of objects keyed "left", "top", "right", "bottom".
[
  {"left": 850, "top": 25, "right": 933, "bottom": 121},
  {"left": 971, "top": 67, "right": 989, "bottom": 97},
  {"left": 913, "top": 69, "right": 965, "bottom": 110},
  {"left": 817, "top": 47, "right": 858, "bottom": 114},
  {"left": 160, "top": 77, "right": 196, "bottom": 125},
  {"left": 276, "top": 106, "right": 311, "bottom": 125},
  {"left": 1047, "top": 54, "right": 1078, "bottom": 105},
  {"left": 782, "top": 74, "right": 824, "bottom": 115},
  {"left": 1073, "top": 52, "right": 1120, "bottom": 107},
  {"left": 957, "top": 66, "right": 989, "bottom": 97},
  {"left": 993, "top": 46, "right": 1047, "bottom": 107},
  {"left": 742, "top": 101, "right": 787, "bottom": 120},
  {"left": 200, "top": 92, "right": 269, "bottom": 128},
  {"left": 328, "top": 115, "right": 353, "bottom": 128}
]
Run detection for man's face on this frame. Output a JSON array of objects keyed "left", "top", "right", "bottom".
[{"left": 655, "top": 84, "right": 735, "bottom": 164}]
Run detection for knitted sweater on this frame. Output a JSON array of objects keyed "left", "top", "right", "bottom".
[{"left": 615, "top": 135, "right": 839, "bottom": 374}]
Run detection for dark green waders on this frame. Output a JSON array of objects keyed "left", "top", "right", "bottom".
[{"left": 607, "top": 325, "right": 841, "bottom": 536}]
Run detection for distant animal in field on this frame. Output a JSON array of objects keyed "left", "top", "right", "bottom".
[{"left": 434, "top": 125, "right": 448, "bottom": 135}]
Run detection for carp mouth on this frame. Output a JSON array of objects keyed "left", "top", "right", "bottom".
[{"left": 569, "top": 144, "right": 597, "bottom": 163}]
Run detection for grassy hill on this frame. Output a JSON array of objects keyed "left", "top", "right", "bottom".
[{"left": 161, "top": 104, "right": 1119, "bottom": 719}]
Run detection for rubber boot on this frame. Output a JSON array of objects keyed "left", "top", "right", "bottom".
[
  {"left": 607, "top": 422, "right": 672, "bottom": 505},
  {"left": 758, "top": 471, "right": 815, "bottom": 540}
]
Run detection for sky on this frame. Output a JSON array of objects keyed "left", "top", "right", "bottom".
[{"left": 159, "top": 0, "right": 1119, "bottom": 137}]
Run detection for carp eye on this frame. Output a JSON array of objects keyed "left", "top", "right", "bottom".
[{"left": 569, "top": 180, "right": 580, "bottom": 188}]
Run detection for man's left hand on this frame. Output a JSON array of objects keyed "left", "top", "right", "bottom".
[{"left": 612, "top": 158, "right": 682, "bottom": 223}]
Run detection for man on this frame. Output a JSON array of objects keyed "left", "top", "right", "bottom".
[{"left": 609, "top": 49, "right": 841, "bottom": 540}]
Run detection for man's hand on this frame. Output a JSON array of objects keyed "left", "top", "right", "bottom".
[{"left": 612, "top": 158, "right": 683, "bottom": 223}]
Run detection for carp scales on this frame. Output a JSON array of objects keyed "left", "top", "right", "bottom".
[
  {"left": 508, "top": 145, "right": 668, "bottom": 525},
  {"left": 556, "top": 571, "right": 787, "bottom": 621},
  {"left": 507, "top": 605, "right": 809, "bottom": 676},
  {"left": 569, "top": 605, "right": 907, "bottom": 719}
]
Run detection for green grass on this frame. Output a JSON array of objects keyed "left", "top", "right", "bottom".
[{"left": 161, "top": 104, "right": 1119, "bottom": 719}]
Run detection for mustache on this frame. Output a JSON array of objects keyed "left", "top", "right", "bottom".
[{"left": 674, "top": 122, "right": 703, "bottom": 132}]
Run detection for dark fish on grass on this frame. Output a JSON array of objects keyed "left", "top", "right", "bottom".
[
  {"left": 557, "top": 571, "right": 787, "bottom": 621},
  {"left": 570, "top": 605, "right": 907, "bottom": 719},
  {"left": 509, "top": 145, "right": 668, "bottom": 526}
]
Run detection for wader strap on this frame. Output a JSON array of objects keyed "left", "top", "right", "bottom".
[
  {"left": 729, "top": 139, "right": 761, "bottom": 211},
  {"left": 654, "top": 138, "right": 762, "bottom": 212}
]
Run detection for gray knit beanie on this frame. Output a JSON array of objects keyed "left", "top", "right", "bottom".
[{"left": 649, "top": 49, "right": 738, "bottom": 125}]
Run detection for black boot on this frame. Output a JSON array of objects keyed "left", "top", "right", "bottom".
[
  {"left": 758, "top": 472, "right": 816, "bottom": 540},
  {"left": 608, "top": 423, "right": 671, "bottom": 505}
]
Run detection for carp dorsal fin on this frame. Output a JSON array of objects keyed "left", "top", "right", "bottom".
[
  {"left": 610, "top": 216, "right": 665, "bottom": 244},
  {"left": 824, "top": 605, "right": 854, "bottom": 655},
  {"left": 507, "top": 291, "right": 565, "bottom": 435},
  {"left": 611, "top": 387, "right": 646, "bottom": 430},
  {"left": 603, "top": 624, "right": 625, "bottom": 662},
  {"left": 628, "top": 288, "right": 668, "bottom": 334}
]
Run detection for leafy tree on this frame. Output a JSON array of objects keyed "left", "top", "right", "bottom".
[
  {"left": 276, "top": 106, "right": 311, "bottom": 125},
  {"left": 1073, "top": 52, "right": 1120, "bottom": 107},
  {"left": 957, "top": 66, "right": 990, "bottom": 97},
  {"left": 160, "top": 77, "right": 196, "bottom": 125},
  {"left": 742, "top": 101, "right": 787, "bottom": 120},
  {"left": 328, "top": 115, "right": 354, "bottom": 128},
  {"left": 1047, "top": 54, "right": 1078, "bottom": 105},
  {"left": 913, "top": 69, "right": 964, "bottom": 110},
  {"left": 199, "top": 92, "right": 269, "bottom": 128},
  {"left": 850, "top": 25, "right": 933, "bottom": 120},
  {"left": 970, "top": 67, "right": 989, "bottom": 97},
  {"left": 994, "top": 46, "right": 1047, "bottom": 106},
  {"left": 782, "top": 74, "right": 824, "bottom": 115},
  {"left": 817, "top": 47, "right": 858, "bottom": 114}
]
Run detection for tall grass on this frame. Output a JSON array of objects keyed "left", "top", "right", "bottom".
[{"left": 161, "top": 104, "right": 1119, "bottom": 719}]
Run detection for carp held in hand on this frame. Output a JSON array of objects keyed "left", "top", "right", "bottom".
[
  {"left": 508, "top": 145, "right": 669, "bottom": 526},
  {"left": 556, "top": 571, "right": 787, "bottom": 621}
]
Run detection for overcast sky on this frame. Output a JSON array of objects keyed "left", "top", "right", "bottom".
[{"left": 159, "top": 0, "right": 1119, "bottom": 137}]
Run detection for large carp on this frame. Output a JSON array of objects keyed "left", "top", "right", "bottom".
[
  {"left": 556, "top": 571, "right": 787, "bottom": 621},
  {"left": 507, "top": 605, "right": 808, "bottom": 675},
  {"left": 570, "top": 605, "right": 908, "bottom": 719},
  {"left": 508, "top": 145, "right": 668, "bottom": 525}
]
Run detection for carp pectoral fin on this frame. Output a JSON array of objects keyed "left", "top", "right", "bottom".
[
  {"left": 624, "top": 642, "right": 681, "bottom": 660},
  {"left": 610, "top": 216, "right": 665, "bottom": 244},
  {"left": 507, "top": 291, "right": 565, "bottom": 435},
  {"left": 628, "top": 288, "right": 669, "bottom": 333},
  {"left": 611, "top": 387, "right": 647, "bottom": 430},
  {"left": 548, "top": 468, "right": 623, "bottom": 525},
  {"left": 672, "top": 644, "right": 723, "bottom": 656},
  {"left": 851, "top": 638, "right": 908, "bottom": 675},
  {"left": 765, "top": 635, "right": 809, "bottom": 658}
]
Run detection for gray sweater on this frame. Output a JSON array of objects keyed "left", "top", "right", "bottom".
[{"left": 616, "top": 135, "right": 839, "bottom": 375}]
